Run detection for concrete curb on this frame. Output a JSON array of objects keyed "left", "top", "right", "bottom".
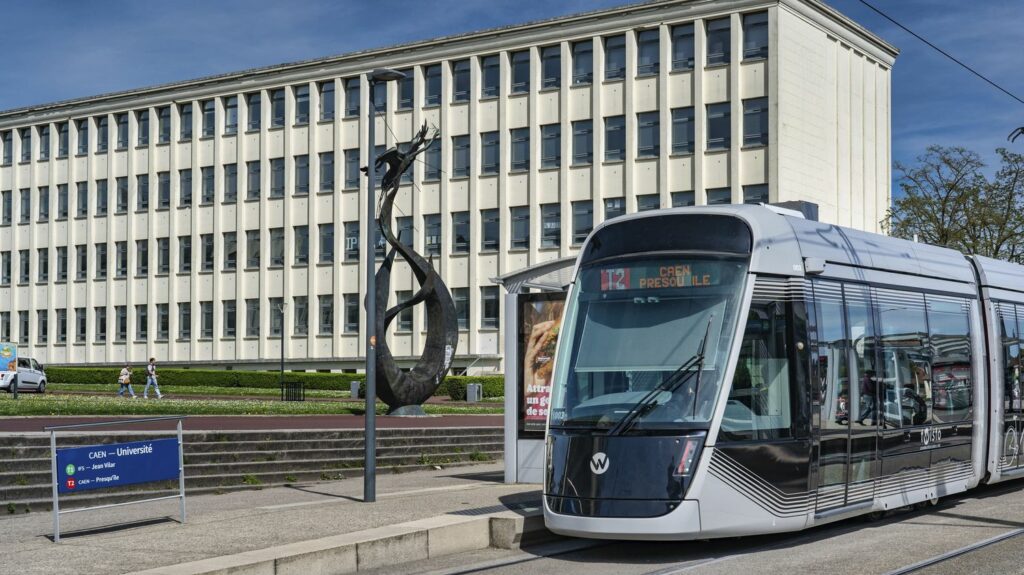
[{"left": 129, "top": 510, "right": 547, "bottom": 575}]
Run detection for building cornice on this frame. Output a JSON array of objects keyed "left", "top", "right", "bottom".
[
  {"left": 780, "top": 0, "right": 899, "bottom": 66},
  {"left": 0, "top": 0, "right": 896, "bottom": 127}
]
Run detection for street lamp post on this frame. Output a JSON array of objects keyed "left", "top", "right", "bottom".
[
  {"left": 182, "top": 203, "right": 193, "bottom": 365},
  {"left": 364, "top": 67, "right": 405, "bottom": 503},
  {"left": 278, "top": 302, "right": 287, "bottom": 391}
]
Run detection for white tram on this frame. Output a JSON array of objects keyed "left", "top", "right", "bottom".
[{"left": 543, "top": 204, "right": 1024, "bottom": 540}]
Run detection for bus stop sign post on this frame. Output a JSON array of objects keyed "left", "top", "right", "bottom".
[{"left": 47, "top": 416, "right": 187, "bottom": 543}]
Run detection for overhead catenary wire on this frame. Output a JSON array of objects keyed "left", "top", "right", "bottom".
[{"left": 858, "top": 0, "right": 1024, "bottom": 106}]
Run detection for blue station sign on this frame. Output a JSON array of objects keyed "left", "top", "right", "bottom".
[{"left": 56, "top": 438, "right": 180, "bottom": 494}]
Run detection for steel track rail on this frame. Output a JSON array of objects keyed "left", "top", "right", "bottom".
[{"left": 882, "top": 528, "right": 1024, "bottom": 575}]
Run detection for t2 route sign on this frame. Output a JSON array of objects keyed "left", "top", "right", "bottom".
[{"left": 56, "top": 438, "right": 180, "bottom": 493}]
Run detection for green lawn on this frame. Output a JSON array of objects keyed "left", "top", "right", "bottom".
[
  {"left": 0, "top": 394, "right": 503, "bottom": 416},
  {"left": 49, "top": 383, "right": 352, "bottom": 399}
]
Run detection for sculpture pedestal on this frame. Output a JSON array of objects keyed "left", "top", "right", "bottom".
[{"left": 387, "top": 405, "right": 429, "bottom": 417}]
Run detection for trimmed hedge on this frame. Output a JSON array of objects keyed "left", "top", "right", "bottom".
[
  {"left": 47, "top": 367, "right": 504, "bottom": 399},
  {"left": 438, "top": 377, "right": 505, "bottom": 401},
  {"left": 357, "top": 376, "right": 504, "bottom": 401},
  {"left": 46, "top": 367, "right": 362, "bottom": 390}
]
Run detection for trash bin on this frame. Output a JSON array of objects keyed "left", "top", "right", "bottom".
[
  {"left": 350, "top": 381, "right": 361, "bottom": 399},
  {"left": 281, "top": 381, "right": 305, "bottom": 402},
  {"left": 466, "top": 383, "right": 482, "bottom": 403}
]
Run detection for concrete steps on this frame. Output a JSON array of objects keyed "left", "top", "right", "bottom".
[{"left": 0, "top": 427, "right": 503, "bottom": 513}]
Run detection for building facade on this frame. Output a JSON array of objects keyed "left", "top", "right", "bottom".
[{"left": 0, "top": 0, "right": 896, "bottom": 370}]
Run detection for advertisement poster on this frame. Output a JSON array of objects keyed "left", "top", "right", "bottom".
[
  {"left": 0, "top": 343, "right": 16, "bottom": 375},
  {"left": 519, "top": 293, "right": 566, "bottom": 437}
]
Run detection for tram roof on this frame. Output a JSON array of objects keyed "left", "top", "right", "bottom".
[
  {"left": 970, "top": 255, "right": 1024, "bottom": 298},
  {"left": 579, "top": 205, "right": 977, "bottom": 286}
]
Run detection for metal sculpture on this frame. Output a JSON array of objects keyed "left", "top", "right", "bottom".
[{"left": 370, "top": 123, "right": 458, "bottom": 415}]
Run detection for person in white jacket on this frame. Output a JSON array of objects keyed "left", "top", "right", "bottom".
[
  {"left": 117, "top": 365, "right": 137, "bottom": 398},
  {"left": 144, "top": 357, "right": 163, "bottom": 399}
]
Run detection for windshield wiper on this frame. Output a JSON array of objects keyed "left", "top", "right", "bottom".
[
  {"left": 608, "top": 316, "right": 715, "bottom": 436},
  {"left": 691, "top": 316, "right": 715, "bottom": 419}
]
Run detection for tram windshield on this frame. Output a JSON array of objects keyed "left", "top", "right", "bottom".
[{"left": 549, "top": 256, "right": 749, "bottom": 431}]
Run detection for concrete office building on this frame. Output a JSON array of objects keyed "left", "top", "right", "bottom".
[{"left": 0, "top": 0, "right": 896, "bottom": 370}]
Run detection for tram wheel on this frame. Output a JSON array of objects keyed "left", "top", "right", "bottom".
[{"left": 866, "top": 511, "right": 886, "bottom": 522}]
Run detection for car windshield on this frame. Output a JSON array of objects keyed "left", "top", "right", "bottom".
[{"left": 549, "top": 256, "right": 749, "bottom": 431}]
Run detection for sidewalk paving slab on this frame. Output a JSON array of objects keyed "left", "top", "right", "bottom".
[
  {"left": 0, "top": 462, "right": 542, "bottom": 575},
  {"left": 130, "top": 511, "right": 542, "bottom": 575}
]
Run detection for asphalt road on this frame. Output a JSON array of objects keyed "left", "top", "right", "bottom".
[
  {"left": 0, "top": 414, "right": 504, "bottom": 432},
  {"left": 379, "top": 480, "right": 1024, "bottom": 575}
]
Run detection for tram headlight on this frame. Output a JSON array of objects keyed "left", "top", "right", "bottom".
[{"left": 673, "top": 435, "right": 704, "bottom": 477}]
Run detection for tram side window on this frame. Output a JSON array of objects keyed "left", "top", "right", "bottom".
[
  {"left": 720, "top": 299, "right": 793, "bottom": 441},
  {"left": 1005, "top": 304, "right": 1023, "bottom": 412},
  {"left": 875, "top": 288, "right": 931, "bottom": 428},
  {"left": 813, "top": 282, "right": 850, "bottom": 430},
  {"left": 844, "top": 284, "right": 879, "bottom": 427},
  {"left": 926, "top": 295, "right": 973, "bottom": 423}
]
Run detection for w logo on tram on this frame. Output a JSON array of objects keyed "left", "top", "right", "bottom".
[{"left": 590, "top": 452, "right": 610, "bottom": 475}]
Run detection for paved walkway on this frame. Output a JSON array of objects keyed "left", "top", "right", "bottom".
[
  {"left": 0, "top": 414, "right": 504, "bottom": 432},
  {"left": 0, "top": 462, "right": 538, "bottom": 575}
]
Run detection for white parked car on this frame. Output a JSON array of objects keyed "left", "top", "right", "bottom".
[{"left": 0, "top": 357, "right": 47, "bottom": 393}]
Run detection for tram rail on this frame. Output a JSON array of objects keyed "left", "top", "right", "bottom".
[
  {"left": 882, "top": 528, "right": 1024, "bottom": 575},
  {"left": 418, "top": 482, "right": 1023, "bottom": 575}
]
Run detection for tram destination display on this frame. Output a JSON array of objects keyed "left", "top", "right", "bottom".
[{"left": 598, "top": 262, "right": 724, "bottom": 291}]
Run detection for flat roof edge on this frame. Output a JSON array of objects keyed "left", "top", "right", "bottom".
[
  {"left": 0, "top": 0, "right": 679, "bottom": 118},
  {"left": 795, "top": 0, "right": 899, "bottom": 58},
  {"left": 0, "top": 0, "right": 897, "bottom": 119}
]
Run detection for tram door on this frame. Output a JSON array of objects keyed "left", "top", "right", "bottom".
[
  {"left": 999, "top": 304, "right": 1023, "bottom": 471},
  {"left": 814, "top": 283, "right": 879, "bottom": 511}
]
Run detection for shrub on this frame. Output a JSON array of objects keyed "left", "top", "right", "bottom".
[
  {"left": 359, "top": 375, "right": 503, "bottom": 401},
  {"left": 48, "top": 367, "right": 504, "bottom": 399},
  {"left": 438, "top": 376, "right": 505, "bottom": 401}
]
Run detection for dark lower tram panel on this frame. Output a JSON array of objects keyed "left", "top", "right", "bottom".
[{"left": 545, "top": 430, "right": 705, "bottom": 518}]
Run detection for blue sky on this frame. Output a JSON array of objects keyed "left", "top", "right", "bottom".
[{"left": 1, "top": 0, "right": 1021, "bottom": 182}]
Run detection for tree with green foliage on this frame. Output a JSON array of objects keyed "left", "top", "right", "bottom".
[{"left": 884, "top": 145, "right": 1024, "bottom": 263}]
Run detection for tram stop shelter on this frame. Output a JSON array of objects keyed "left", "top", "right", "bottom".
[{"left": 493, "top": 257, "right": 576, "bottom": 484}]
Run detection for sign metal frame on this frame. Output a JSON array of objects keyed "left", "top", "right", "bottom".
[{"left": 46, "top": 416, "right": 187, "bottom": 543}]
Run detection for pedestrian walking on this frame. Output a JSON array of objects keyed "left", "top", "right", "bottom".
[
  {"left": 144, "top": 357, "right": 163, "bottom": 399},
  {"left": 117, "top": 365, "right": 137, "bottom": 398}
]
